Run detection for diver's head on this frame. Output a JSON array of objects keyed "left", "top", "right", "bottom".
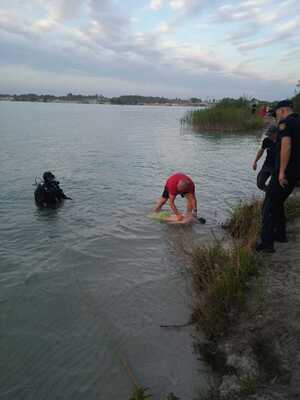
[
  {"left": 43, "top": 171, "right": 56, "bottom": 183},
  {"left": 177, "top": 179, "right": 190, "bottom": 192}
]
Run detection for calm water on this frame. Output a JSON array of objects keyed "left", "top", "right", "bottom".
[{"left": 0, "top": 102, "right": 262, "bottom": 399}]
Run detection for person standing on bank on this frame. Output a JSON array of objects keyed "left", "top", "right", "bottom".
[
  {"left": 252, "top": 126, "right": 278, "bottom": 191},
  {"left": 256, "top": 100, "right": 300, "bottom": 253}
]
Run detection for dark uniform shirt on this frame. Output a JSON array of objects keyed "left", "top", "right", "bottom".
[
  {"left": 262, "top": 137, "right": 276, "bottom": 168},
  {"left": 276, "top": 113, "right": 300, "bottom": 179}
]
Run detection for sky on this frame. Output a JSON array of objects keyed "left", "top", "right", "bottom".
[{"left": 0, "top": 0, "right": 299, "bottom": 99}]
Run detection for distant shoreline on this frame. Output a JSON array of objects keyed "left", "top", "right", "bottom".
[
  {"left": 0, "top": 94, "right": 209, "bottom": 107},
  {"left": 0, "top": 99, "right": 206, "bottom": 107}
]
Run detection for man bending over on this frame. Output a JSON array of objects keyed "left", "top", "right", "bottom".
[{"left": 154, "top": 173, "right": 197, "bottom": 221}]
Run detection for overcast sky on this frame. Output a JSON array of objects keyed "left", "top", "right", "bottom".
[{"left": 0, "top": 0, "right": 299, "bottom": 99}]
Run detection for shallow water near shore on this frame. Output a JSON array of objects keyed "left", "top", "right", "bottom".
[{"left": 0, "top": 102, "right": 262, "bottom": 399}]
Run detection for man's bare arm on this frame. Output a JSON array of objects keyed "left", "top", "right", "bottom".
[
  {"left": 253, "top": 148, "right": 264, "bottom": 170},
  {"left": 186, "top": 193, "right": 197, "bottom": 215},
  {"left": 169, "top": 195, "right": 182, "bottom": 219}
]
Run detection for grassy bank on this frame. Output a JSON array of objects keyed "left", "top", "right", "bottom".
[
  {"left": 189, "top": 194, "right": 300, "bottom": 399},
  {"left": 182, "top": 98, "right": 264, "bottom": 133},
  {"left": 189, "top": 197, "right": 265, "bottom": 339},
  {"left": 190, "top": 242, "right": 259, "bottom": 338}
]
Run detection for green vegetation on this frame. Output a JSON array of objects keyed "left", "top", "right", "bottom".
[
  {"left": 190, "top": 242, "right": 258, "bottom": 338},
  {"left": 7, "top": 93, "right": 109, "bottom": 103},
  {"left": 182, "top": 97, "right": 264, "bottom": 132},
  {"left": 129, "top": 387, "right": 152, "bottom": 400},
  {"left": 129, "top": 387, "right": 180, "bottom": 400},
  {"left": 189, "top": 195, "right": 300, "bottom": 398},
  {"left": 285, "top": 195, "right": 300, "bottom": 220},
  {"left": 111, "top": 95, "right": 173, "bottom": 105},
  {"left": 293, "top": 92, "right": 300, "bottom": 113},
  {"left": 224, "top": 199, "right": 261, "bottom": 249},
  {"left": 225, "top": 196, "right": 300, "bottom": 248},
  {"left": 0, "top": 92, "right": 205, "bottom": 106},
  {"left": 239, "top": 375, "right": 257, "bottom": 396},
  {"left": 110, "top": 95, "right": 201, "bottom": 106},
  {"left": 196, "top": 386, "right": 221, "bottom": 400},
  {"left": 251, "top": 335, "right": 282, "bottom": 381}
]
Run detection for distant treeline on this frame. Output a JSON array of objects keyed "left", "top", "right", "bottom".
[
  {"left": 1, "top": 92, "right": 299, "bottom": 111},
  {"left": 0, "top": 93, "right": 109, "bottom": 103},
  {"left": 294, "top": 92, "right": 300, "bottom": 113},
  {"left": 0, "top": 93, "right": 204, "bottom": 106},
  {"left": 110, "top": 95, "right": 203, "bottom": 105}
]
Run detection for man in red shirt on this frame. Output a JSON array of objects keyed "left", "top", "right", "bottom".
[{"left": 154, "top": 173, "right": 197, "bottom": 221}]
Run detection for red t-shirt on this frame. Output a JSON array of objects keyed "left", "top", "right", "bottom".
[{"left": 166, "top": 173, "right": 195, "bottom": 196}]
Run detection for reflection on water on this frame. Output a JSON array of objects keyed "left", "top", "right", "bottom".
[{"left": 0, "top": 102, "right": 263, "bottom": 399}]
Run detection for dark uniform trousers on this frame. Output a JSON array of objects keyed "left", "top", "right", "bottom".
[{"left": 261, "top": 173, "right": 299, "bottom": 245}]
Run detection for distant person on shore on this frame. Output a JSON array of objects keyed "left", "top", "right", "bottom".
[
  {"left": 256, "top": 100, "right": 300, "bottom": 253},
  {"left": 251, "top": 103, "right": 257, "bottom": 115},
  {"left": 252, "top": 126, "right": 278, "bottom": 191},
  {"left": 34, "top": 171, "right": 72, "bottom": 208},
  {"left": 154, "top": 173, "right": 198, "bottom": 222},
  {"left": 257, "top": 104, "right": 267, "bottom": 118}
]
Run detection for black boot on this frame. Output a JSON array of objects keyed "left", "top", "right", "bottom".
[{"left": 255, "top": 242, "right": 275, "bottom": 253}]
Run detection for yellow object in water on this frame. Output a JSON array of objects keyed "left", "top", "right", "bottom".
[{"left": 150, "top": 211, "right": 172, "bottom": 221}]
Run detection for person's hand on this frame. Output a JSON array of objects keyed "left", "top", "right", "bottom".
[
  {"left": 252, "top": 162, "right": 257, "bottom": 171},
  {"left": 176, "top": 213, "right": 183, "bottom": 221},
  {"left": 279, "top": 172, "right": 288, "bottom": 188}
]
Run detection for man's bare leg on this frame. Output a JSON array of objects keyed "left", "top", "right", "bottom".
[{"left": 154, "top": 197, "right": 168, "bottom": 212}]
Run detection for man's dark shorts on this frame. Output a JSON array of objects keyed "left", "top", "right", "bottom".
[{"left": 162, "top": 186, "right": 187, "bottom": 198}]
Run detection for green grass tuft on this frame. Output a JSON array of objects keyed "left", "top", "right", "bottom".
[
  {"left": 129, "top": 387, "right": 152, "bottom": 400},
  {"left": 251, "top": 336, "right": 282, "bottom": 381},
  {"left": 239, "top": 375, "right": 257, "bottom": 396},
  {"left": 225, "top": 200, "right": 261, "bottom": 249},
  {"left": 224, "top": 196, "right": 300, "bottom": 247},
  {"left": 191, "top": 242, "right": 258, "bottom": 338},
  {"left": 285, "top": 195, "right": 300, "bottom": 221}
]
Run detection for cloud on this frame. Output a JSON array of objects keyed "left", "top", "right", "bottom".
[
  {"left": 214, "top": 0, "right": 277, "bottom": 25},
  {"left": 0, "top": 0, "right": 297, "bottom": 99},
  {"left": 169, "top": 0, "right": 203, "bottom": 15},
  {"left": 158, "top": 21, "right": 170, "bottom": 33},
  {"left": 0, "top": 10, "right": 40, "bottom": 38},
  {"left": 34, "top": 0, "right": 86, "bottom": 22},
  {"left": 169, "top": 0, "right": 185, "bottom": 10},
  {"left": 149, "top": 0, "right": 164, "bottom": 11},
  {"left": 88, "top": 0, "right": 131, "bottom": 42},
  {"left": 211, "top": 0, "right": 300, "bottom": 56},
  {"left": 237, "top": 16, "right": 300, "bottom": 51},
  {"left": 34, "top": 19, "right": 57, "bottom": 32}
]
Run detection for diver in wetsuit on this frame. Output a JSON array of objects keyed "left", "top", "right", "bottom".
[{"left": 34, "top": 171, "right": 71, "bottom": 208}]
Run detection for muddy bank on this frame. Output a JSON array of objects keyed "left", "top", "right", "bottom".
[{"left": 200, "top": 207, "right": 300, "bottom": 399}]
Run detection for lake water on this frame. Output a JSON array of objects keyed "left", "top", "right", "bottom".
[{"left": 0, "top": 102, "right": 263, "bottom": 399}]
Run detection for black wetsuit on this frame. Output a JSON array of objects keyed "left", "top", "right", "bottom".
[{"left": 35, "top": 181, "right": 69, "bottom": 208}]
